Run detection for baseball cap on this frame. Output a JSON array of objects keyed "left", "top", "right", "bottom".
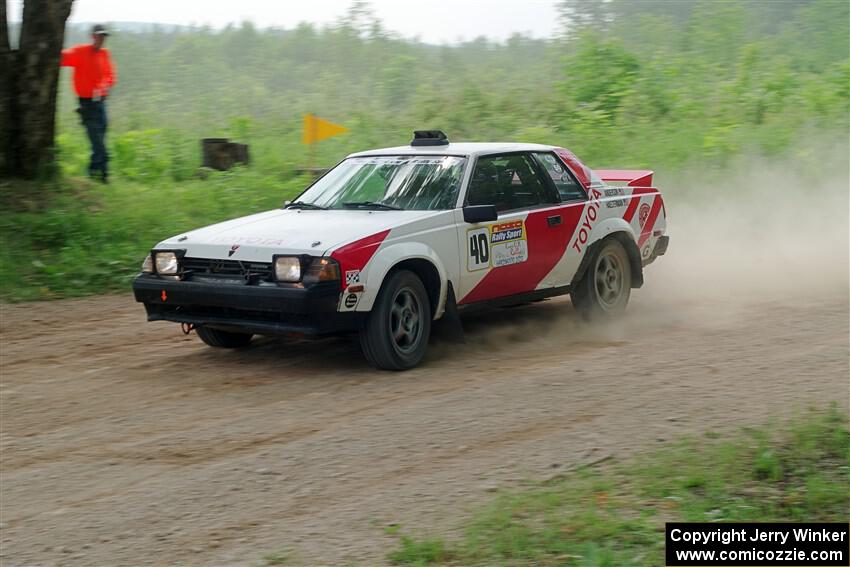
[{"left": 92, "top": 24, "right": 111, "bottom": 36}]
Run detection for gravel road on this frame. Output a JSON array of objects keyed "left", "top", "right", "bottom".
[
  {"left": 2, "top": 168, "right": 848, "bottom": 566},
  {"left": 2, "top": 283, "right": 847, "bottom": 567}
]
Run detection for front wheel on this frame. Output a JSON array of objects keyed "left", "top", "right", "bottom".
[
  {"left": 360, "top": 270, "right": 431, "bottom": 370},
  {"left": 195, "top": 326, "right": 254, "bottom": 348},
  {"left": 571, "top": 238, "right": 632, "bottom": 319}
]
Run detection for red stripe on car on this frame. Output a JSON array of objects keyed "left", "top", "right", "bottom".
[
  {"left": 637, "top": 196, "right": 663, "bottom": 248},
  {"left": 331, "top": 230, "right": 391, "bottom": 289},
  {"left": 459, "top": 204, "right": 584, "bottom": 304},
  {"left": 623, "top": 187, "right": 657, "bottom": 223}
]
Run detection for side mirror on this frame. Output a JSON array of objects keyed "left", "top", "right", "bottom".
[{"left": 463, "top": 205, "right": 498, "bottom": 224}]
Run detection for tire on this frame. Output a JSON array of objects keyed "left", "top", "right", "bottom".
[
  {"left": 359, "top": 270, "right": 431, "bottom": 370},
  {"left": 571, "top": 238, "right": 632, "bottom": 319},
  {"left": 195, "top": 326, "right": 253, "bottom": 348}
]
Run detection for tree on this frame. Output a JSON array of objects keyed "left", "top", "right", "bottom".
[
  {"left": 556, "top": 0, "right": 613, "bottom": 37},
  {"left": 0, "top": 0, "right": 11, "bottom": 175},
  {"left": 1, "top": 0, "right": 74, "bottom": 178},
  {"left": 560, "top": 33, "right": 640, "bottom": 119}
]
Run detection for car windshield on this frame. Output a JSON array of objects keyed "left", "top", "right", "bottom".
[{"left": 292, "top": 155, "right": 466, "bottom": 211}]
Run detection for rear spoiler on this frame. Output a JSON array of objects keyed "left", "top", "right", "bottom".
[{"left": 595, "top": 169, "right": 654, "bottom": 187}]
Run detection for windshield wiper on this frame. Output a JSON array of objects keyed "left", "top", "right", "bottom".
[
  {"left": 285, "top": 201, "right": 327, "bottom": 210},
  {"left": 342, "top": 201, "right": 402, "bottom": 210}
]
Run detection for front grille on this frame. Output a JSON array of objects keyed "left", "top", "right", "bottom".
[{"left": 182, "top": 257, "right": 273, "bottom": 281}]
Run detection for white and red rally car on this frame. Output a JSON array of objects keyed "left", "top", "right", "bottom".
[{"left": 133, "top": 131, "right": 668, "bottom": 369}]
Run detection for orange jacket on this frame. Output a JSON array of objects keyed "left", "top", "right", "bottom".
[{"left": 60, "top": 44, "right": 116, "bottom": 99}]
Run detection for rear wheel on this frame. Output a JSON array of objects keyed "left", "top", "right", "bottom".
[
  {"left": 571, "top": 238, "right": 632, "bottom": 319},
  {"left": 195, "top": 326, "right": 253, "bottom": 348},
  {"left": 360, "top": 270, "right": 431, "bottom": 370}
]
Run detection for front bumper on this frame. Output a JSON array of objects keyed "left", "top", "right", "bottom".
[{"left": 132, "top": 275, "right": 364, "bottom": 335}]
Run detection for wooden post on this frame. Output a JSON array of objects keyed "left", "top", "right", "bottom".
[{"left": 201, "top": 138, "right": 250, "bottom": 171}]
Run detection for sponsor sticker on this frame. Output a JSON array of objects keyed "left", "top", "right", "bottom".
[
  {"left": 345, "top": 270, "right": 361, "bottom": 285},
  {"left": 467, "top": 219, "right": 528, "bottom": 271},
  {"left": 638, "top": 202, "right": 652, "bottom": 228},
  {"left": 571, "top": 186, "right": 604, "bottom": 254},
  {"left": 352, "top": 157, "right": 448, "bottom": 166},
  {"left": 339, "top": 291, "right": 361, "bottom": 311},
  {"left": 211, "top": 236, "right": 287, "bottom": 246}
]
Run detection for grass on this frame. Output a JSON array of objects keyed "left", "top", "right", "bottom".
[
  {"left": 391, "top": 537, "right": 450, "bottom": 566},
  {"left": 386, "top": 408, "right": 849, "bottom": 566},
  {"left": 258, "top": 550, "right": 290, "bottom": 566},
  {"left": 0, "top": 169, "right": 309, "bottom": 302}
]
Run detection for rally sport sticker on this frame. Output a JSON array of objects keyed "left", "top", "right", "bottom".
[{"left": 467, "top": 219, "right": 528, "bottom": 271}]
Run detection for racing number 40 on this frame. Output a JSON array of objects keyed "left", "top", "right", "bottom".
[
  {"left": 468, "top": 228, "right": 490, "bottom": 271},
  {"left": 471, "top": 233, "right": 489, "bottom": 262}
]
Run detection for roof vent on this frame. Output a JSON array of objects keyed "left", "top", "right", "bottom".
[{"left": 411, "top": 130, "right": 449, "bottom": 146}]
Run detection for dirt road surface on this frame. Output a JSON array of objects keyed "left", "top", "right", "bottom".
[
  {"left": 2, "top": 286, "right": 847, "bottom": 566},
  {"left": 2, "top": 167, "right": 848, "bottom": 566}
]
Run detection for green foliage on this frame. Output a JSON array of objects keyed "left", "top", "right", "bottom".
[
  {"left": 49, "top": 0, "right": 846, "bottom": 175},
  {"left": 387, "top": 408, "right": 850, "bottom": 566},
  {"left": 561, "top": 33, "right": 640, "bottom": 118},
  {"left": 0, "top": 171, "right": 307, "bottom": 301},
  {"left": 389, "top": 535, "right": 450, "bottom": 566}
]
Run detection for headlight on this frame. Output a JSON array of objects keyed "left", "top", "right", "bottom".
[
  {"left": 274, "top": 256, "right": 301, "bottom": 282},
  {"left": 303, "top": 257, "right": 340, "bottom": 283},
  {"left": 155, "top": 252, "right": 179, "bottom": 275},
  {"left": 141, "top": 254, "right": 154, "bottom": 273}
]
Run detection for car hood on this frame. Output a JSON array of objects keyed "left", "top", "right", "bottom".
[{"left": 155, "top": 208, "right": 439, "bottom": 261}]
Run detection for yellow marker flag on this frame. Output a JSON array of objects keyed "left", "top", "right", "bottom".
[{"left": 302, "top": 113, "right": 348, "bottom": 145}]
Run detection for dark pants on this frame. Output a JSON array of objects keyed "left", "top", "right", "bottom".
[{"left": 78, "top": 97, "right": 109, "bottom": 180}]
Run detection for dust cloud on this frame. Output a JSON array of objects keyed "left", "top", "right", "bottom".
[
  {"left": 450, "top": 140, "right": 850, "bottom": 352},
  {"left": 652, "top": 144, "right": 849, "bottom": 301},
  {"left": 637, "top": 139, "right": 850, "bottom": 330}
]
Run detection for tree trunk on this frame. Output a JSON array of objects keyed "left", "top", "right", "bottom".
[
  {"left": 0, "top": 1, "right": 11, "bottom": 174},
  {"left": 1, "top": 0, "right": 74, "bottom": 178}
]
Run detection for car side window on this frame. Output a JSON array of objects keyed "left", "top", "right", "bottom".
[
  {"left": 466, "top": 153, "right": 559, "bottom": 213},
  {"left": 532, "top": 152, "right": 586, "bottom": 201}
]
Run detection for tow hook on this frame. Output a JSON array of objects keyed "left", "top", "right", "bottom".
[{"left": 181, "top": 323, "right": 195, "bottom": 335}]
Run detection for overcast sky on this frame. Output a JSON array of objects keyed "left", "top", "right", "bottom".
[{"left": 8, "top": 0, "right": 561, "bottom": 44}]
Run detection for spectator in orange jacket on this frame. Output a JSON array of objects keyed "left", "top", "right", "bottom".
[{"left": 61, "top": 24, "right": 116, "bottom": 183}]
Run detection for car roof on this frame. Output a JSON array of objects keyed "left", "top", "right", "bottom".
[{"left": 347, "top": 142, "right": 557, "bottom": 158}]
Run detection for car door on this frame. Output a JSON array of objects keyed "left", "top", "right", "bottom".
[
  {"left": 529, "top": 151, "right": 590, "bottom": 287},
  {"left": 456, "top": 152, "right": 568, "bottom": 304}
]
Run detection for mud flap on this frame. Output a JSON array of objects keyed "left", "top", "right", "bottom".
[{"left": 432, "top": 282, "right": 465, "bottom": 343}]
